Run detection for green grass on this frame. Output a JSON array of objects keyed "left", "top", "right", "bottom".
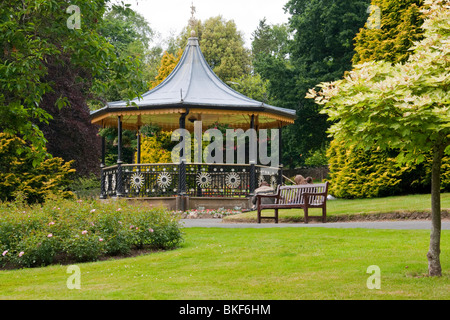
[
  {"left": 225, "top": 193, "right": 450, "bottom": 222},
  {"left": 1, "top": 227, "right": 449, "bottom": 300}
]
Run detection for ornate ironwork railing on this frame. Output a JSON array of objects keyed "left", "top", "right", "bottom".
[
  {"left": 101, "top": 163, "right": 281, "bottom": 199},
  {"left": 186, "top": 163, "right": 251, "bottom": 197}
]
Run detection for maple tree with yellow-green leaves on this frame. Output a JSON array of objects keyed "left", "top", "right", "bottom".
[{"left": 308, "top": 0, "right": 450, "bottom": 276}]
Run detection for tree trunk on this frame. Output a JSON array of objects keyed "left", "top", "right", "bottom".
[{"left": 427, "top": 143, "right": 444, "bottom": 277}]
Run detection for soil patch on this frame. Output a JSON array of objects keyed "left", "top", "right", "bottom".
[{"left": 223, "top": 210, "right": 450, "bottom": 224}]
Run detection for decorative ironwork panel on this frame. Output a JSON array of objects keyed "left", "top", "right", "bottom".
[
  {"left": 185, "top": 163, "right": 251, "bottom": 198},
  {"left": 122, "top": 164, "right": 180, "bottom": 197},
  {"left": 103, "top": 166, "right": 118, "bottom": 197}
]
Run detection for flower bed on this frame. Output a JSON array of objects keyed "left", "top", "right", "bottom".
[
  {"left": 174, "top": 208, "right": 242, "bottom": 219},
  {"left": 0, "top": 198, "right": 183, "bottom": 269}
]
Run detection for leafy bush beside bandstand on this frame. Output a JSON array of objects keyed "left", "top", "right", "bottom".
[
  {"left": 0, "top": 199, "right": 183, "bottom": 269},
  {"left": 0, "top": 133, "right": 75, "bottom": 204}
]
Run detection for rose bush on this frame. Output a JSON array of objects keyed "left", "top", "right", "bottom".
[{"left": 0, "top": 198, "right": 183, "bottom": 268}]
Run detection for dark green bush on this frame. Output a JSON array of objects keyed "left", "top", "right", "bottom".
[{"left": 68, "top": 174, "right": 101, "bottom": 200}]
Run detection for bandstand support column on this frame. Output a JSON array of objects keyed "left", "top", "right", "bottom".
[
  {"left": 278, "top": 124, "right": 284, "bottom": 186},
  {"left": 178, "top": 110, "right": 189, "bottom": 211},
  {"left": 116, "top": 116, "right": 124, "bottom": 197},
  {"left": 136, "top": 128, "right": 141, "bottom": 165},
  {"left": 100, "top": 133, "right": 107, "bottom": 199},
  {"left": 249, "top": 115, "right": 256, "bottom": 196}
]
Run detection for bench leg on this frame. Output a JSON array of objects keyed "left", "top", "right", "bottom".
[
  {"left": 322, "top": 207, "right": 326, "bottom": 223},
  {"left": 275, "top": 209, "right": 278, "bottom": 224},
  {"left": 304, "top": 207, "right": 309, "bottom": 224},
  {"left": 257, "top": 207, "right": 261, "bottom": 224}
]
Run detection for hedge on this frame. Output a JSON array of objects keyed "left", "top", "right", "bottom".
[{"left": 327, "top": 139, "right": 450, "bottom": 199}]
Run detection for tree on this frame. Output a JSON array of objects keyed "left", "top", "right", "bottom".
[
  {"left": 150, "top": 49, "right": 183, "bottom": 89},
  {"left": 251, "top": 18, "right": 290, "bottom": 60},
  {"left": 254, "top": 0, "right": 371, "bottom": 168},
  {"left": 1, "top": 0, "right": 59, "bottom": 161},
  {"left": 308, "top": 0, "right": 450, "bottom": 276},
  {"left": 328, "top": 0, "right": 447, "bottom": 198},
  {"left": 326, "top": 139, "right": 425, "bottom": 198},
  {"left": 99, "top": 4, "right": 157, "bottom": 101},
  {"left": 176, "top": 16, "right": 252, "bottom": 83},
  {"left": 228, "top": 73, "right": 270, "bottom": 103},
  {"left": 139, "top": 131, "right": 173, "bottom": 164},
  {"left": 0, "top": 0, "right": 147, "bottom": 176},
  {"left": 353, "top": 0, "right": 425, "bottom": 64}
]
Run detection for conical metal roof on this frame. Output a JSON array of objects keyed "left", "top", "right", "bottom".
[{"left": 91, "top": 37, "right": 296, "bottom": 130}]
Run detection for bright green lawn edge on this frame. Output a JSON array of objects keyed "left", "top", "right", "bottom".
[
  {"left": 0, "top": 227, "right": 449, "bottom": 300},
  {"left": 224, "top": 193, "right": 450, "bottom": 223}
]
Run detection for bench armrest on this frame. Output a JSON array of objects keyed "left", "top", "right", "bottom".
[{"left": 256, "top": 193, "right": 279, "bottom": 208}]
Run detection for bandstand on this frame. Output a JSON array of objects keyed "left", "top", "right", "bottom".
[{"left": 90, "top": 35, "right": 297, "bottom": 211}]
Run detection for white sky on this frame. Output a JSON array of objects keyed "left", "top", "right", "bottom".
[{"left": 125, "top": 0, "right": 291, "bottom": 48}]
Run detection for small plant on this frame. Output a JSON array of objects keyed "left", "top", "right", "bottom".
[{"left": 175, "top": 207, "right": 242, "bottom": 219}]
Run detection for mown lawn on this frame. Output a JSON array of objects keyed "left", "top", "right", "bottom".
[
  {"left": 0, "top": 226, "right": 449, "bottom": 300},
  {"left": 224, "top": 193, "right": 450, "bottom": 222}
]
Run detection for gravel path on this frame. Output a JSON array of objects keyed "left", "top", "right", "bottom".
[{"left": 180, "top": 219, "right": 450, "bottom": 230}]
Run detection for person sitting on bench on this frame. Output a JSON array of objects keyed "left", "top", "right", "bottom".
[
  {"left": 251, "top": 181, "right": 275, "bottom": 210},
  {"left": 294, "top": 175, "right": 313, "bottom": 185}
]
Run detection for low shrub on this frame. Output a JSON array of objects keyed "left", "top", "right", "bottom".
[
  {"left": 63, "top": 231, "right": 106, "bottom": 262},
  {"left": 68, "top": 174, "right": 101, "bottom": 200},
  {"left": 0, "top": 198, "right": 183, "bottom": 268},
  {"left": 13, "top": 230, "right": 59, "bottom": 268}
]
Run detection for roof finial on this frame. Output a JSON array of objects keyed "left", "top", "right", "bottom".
[{"left": 189, "top": 1, "right": 197, "bottom": 37}]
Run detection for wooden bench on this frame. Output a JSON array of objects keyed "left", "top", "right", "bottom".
[{"left": 256, "top": 182, "right": 329, "bottom": 224}]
